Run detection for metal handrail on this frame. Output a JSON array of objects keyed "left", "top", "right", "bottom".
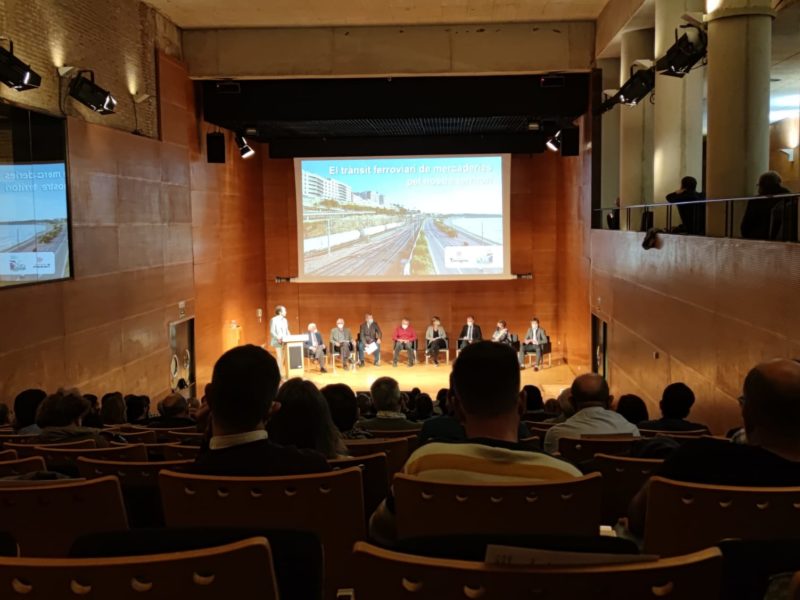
[{"left": 592, "top": 192, "right": 800, "bottom": 212}]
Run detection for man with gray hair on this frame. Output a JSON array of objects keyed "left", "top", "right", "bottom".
[
  {"left": 359, "top": 377, "right": 421, "bottom": 431},
  {"left": 270, "top": 305, "right": 290, "bottom": 381},
  {"left": 305, "top": 322, "right": 327, "bottom": 373}
]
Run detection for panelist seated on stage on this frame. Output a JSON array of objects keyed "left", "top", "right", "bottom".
[
  {"left": 491, "top": 320, "right": 511, "bottom": 345},
  {"left": 392, "top": 318, "right": 417, "bottom": 367},
  {"left": 424, "top": 316, "right": 448, "bottom": 367},
  {"left": 519, "top": 317, "right": 548, "bottom": 371},
  {"left": 330, "top": 318, "right": 355, "bottom": 368},
  {"left": 304, "top": 323, "right": 328, "bottom": 373},
  {"left": 358, "top": 312, "right": 382, "bottom": 367},
  {"left": 359, "top": 377, "right": 422, "bottom": 432},
  {"left": 457, "top": 315, "right": 482, "bottom": 349}
]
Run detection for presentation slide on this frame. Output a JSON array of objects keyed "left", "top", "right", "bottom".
[
  {"left": 295, "top": 155, "right": 510, "bottom": 281},
  {"left": 0, "top": 163, "right": 71, "bottom": 287}
]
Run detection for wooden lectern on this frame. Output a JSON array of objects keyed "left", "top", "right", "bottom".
[{"left": 283, "top": 334, "right": 308, "bottom": 378}]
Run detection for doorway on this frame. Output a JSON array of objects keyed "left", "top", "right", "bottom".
[{"left": 169, "top": 318, "right": 196, "bottom": 399}]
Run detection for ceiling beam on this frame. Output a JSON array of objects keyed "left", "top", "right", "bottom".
[{"left": 595, "top": 0, "right": 649, "bottom": 59}]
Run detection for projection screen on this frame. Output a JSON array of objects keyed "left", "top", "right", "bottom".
[{"left": 294, "top": 154, "right": 511, "bottom": 282}]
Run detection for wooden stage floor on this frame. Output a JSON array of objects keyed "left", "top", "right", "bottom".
[{"left": 302, "top": 360, "right": 576, "bottom": 399}]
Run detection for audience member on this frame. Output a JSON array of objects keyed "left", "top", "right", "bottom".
[
  {"left": 125, "top": 395, "right": 149, "bottom": 424},
  {"left": 356, "top": 393, "right": 375, "bottom": 419},
  {"left": 100, "top": 392, "right": 127, "bottom": 425},
  {"left": 35, "top": 390, "right": 109, "bottom": 447},
  {"left": 615, "top": 394, "right": 649, "bottom": 425},
  {"left": 666, "top": 175, "right": 705, "bottom": 235},
  {"left": 370, "top": 341, "right": 581, "bottom": 545},
  {"left": 189, "top": 345, "right": 330, "bottom": 476},
  {"left": 13, "top": 388, "right": 46, "bottom": 434},
  {"left": 544, "top": 388, "right": 574, "bottom": 424},
  {"left": 82, "top": 394, "right": 103, "bottom": 428},
  {"left": 523, "top": 385, "right": 547, "bottom": 421},
  {"left": 0, "top": 403, "right": 9, "bottom": 427},
  {"left": 629, "top": 359, "right": 800, "bottom": 535},
  {"left": 269, "top": 378, "right": 348, "bottom": 459},
  {"left": 742, "top": 171, "right": 789, "bottom": 240},
  {"left": 322, "top": 384, "right": 372, "bottom": 440},
  {"left": 148, "top": 394, "right": 196, "bottom": 429},
  {"left": 638, "top": 383, "right": 709, "bottom": 432},
  {"left": 410, "top": 393, "right": 434, "bottom": 421},
  {"left": 544, "top": 375, "right": 639, "bottom": 454},
  {"left": 543, "top": 398, "right": 562, "bottom": 417},
  {"left": 359, "top": 378, "right": 422, "bottom": 431},
  {"left": 435, "top": 388, "right": 449, "bottom": 416}
]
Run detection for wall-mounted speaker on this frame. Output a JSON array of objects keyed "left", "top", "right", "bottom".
[
  {"left": 206, "top": 132, "right": 225, "bottom": 163},
  {"left": 560, "top": 127, "right": 580, "bottom": 156}
]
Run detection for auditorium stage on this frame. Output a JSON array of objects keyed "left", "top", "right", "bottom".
[{"left": 302, "top": 361, "right": 576, "bottom": 399}]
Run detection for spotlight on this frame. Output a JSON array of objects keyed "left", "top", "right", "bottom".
[
  {"left": 235, "top": 133, "right": 255, "bottom": 159},
  {"left": 546, "top": 131, "right": 561, "bottom": 152},
  {"left": 655, "top": 25, "right": 707, "bottom": 78},
  {"left": 0, "top": 39, "right": 41, "bottom": 91},
  {"left": 68, "top": 70, "right": 117, "bottom": 114},
  {"left": 617, "top": 66, "right": 655, "bottom": 106}
]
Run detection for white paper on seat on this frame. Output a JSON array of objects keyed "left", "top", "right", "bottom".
[{"left": 364, "top": 342, "right": 378, "bottom": 354}]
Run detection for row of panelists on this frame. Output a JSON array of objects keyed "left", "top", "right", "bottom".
[{"left": 269, "top": 306, "right": 550, "bottom": 376}]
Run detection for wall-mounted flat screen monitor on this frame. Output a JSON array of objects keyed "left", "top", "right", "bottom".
[
  {"left": 294, "top": 154, "right": 511, "bottom": 282},
  {"left": 0, "top": 104, "right": 70, "bottom": 288}
]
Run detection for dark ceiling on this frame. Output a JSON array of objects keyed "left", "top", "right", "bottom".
[{"left": 200, "top": 73, "right": 591, "bottom": 157}]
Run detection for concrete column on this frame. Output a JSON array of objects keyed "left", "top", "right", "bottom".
[
  {"left": 598, "top": 58, "right": 621, "bottom": 227},
  {"left": 619, "top": 29, "right": 655, "bottom": 231},
  {"left": 653, "top": 0, "right": 705, "bottom": 229},
  {"left": 705, "top": 0, "right": 774, "bottom": 236}
]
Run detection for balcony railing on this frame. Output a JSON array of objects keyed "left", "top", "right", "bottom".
[{"left": 593, "top": 193, "right": 799, "bottom": 243}]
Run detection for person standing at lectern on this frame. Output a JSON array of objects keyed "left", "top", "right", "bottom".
[
  {"left": 393, "top": 318, "right": 417, "bottom": 367},
  {"left": 358, "top": 312, "right": 382, "bottom": 367},
  {"left": 458, "top": 315, "right": 482, "bottom": 350},
  {"left": 270, "top": 305, "right": 290, "bottom": 381},
  {"left": 330, "top": 318, "right": 355, "bottom": 370},
  {"left": 519, "top": 317, "right": 547, "bottom": 371},
  {"left": 305, "top": 323, "right": 327, "bottom": 373}
]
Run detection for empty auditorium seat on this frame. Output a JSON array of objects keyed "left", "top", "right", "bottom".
[
  {"left": 345, "top": 436, "right": 411, "bottom": 479},
  {"left": 592, "top": 453, "right": 663, "bottom": 525},
  {"left": 329, "top": 452, "right": 389, "bottom": 521},
  {"left": 0, "top": 456, "right": 47, "bottom": 477}
]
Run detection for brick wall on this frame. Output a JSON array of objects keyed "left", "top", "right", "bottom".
[{"left": 0, "top": 0, "right": 180, "bottom": 139}]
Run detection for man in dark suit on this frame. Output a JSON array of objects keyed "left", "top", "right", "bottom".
[
  {"left": 188, "top": 345, "right": 330, "bottom": 476},
  {"left": 358, "top": 313, "right": 382, "bottom": 366},
  {"left": 304, "top": 323, "right": 327, "bottom": 373},
  {"left": 519, "top": 318, "right": 548, "bottom": 371},
  {"left": 457, "top": 315, "right": 482, "bottom": 350}
]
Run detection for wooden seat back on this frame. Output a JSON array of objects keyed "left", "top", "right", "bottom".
[
  {"left": 345, "top": 437, "right": 410, "bottom": 479},
  {"left": 329, "top": 452, "right": 389, "bottom": 520},
  {"left": 352, "top": 542, "right": 723, "bottom": 600},
  {"left": 0, "top": 537, "right": 278, "bottom": 599},
  {"left": 0, "top": 477, "right": 128, "bottom": 556},
  {"left": 5, "top": 439, "right": 96, "bottom": 458},
  {"left": 0, "top": 456, "right": 47, "bottom": 477},
  {"left": 593, "top": 453, "right": 663, "bottom": 525},
  {"left": 393, "top": 473, "right": 603, "bottom": 539},
  {"left": 644, "top": 476, "right": 800, "bottom": 556},
  {"left": 557, "top": 436, "right": 636, "bottom": 463},
  {"left": 159, "top": 467, "right": 365, "bottom": 598}
]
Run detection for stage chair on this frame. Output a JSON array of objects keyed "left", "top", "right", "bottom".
[
  {"left": 0, "top": 456, "right": 46, "bottom": 477},
  {"left": 0, "top": 537, "right": 278, "bottom": 599},
  {"left": 592, "top": 453, "right": 663, "bottom": 525},
  {"left": 162, "top": 443, "right": 202, "bottom": 461},
  {"left": 352, "top": 542, "right": 723, "bottom": 600},
  {"left": 393, "top": 473, "right": 603, "bottom": 539},
  {"left": 345, "top": 436, "right": 411, "bottom": 479},
  {"left": 644, "top": 476, "right": 800, "bottom": 557},
  {"left": 329, "top": 340, "right": 356, "bottom": 373},
  {"left": 557, "top": 436, "right": 637, "bottom": 463},
  {"left": 522, "top": 335, "right": 553, "bottom": 369},
  {"left": 159, "top": 467, "right": 365, "bottom": 599},
  {"left": 4, "top": 438, "right": 96, "bottom": 458},
  {"left": 77, "top": 457, "right": 193, "bottom": 528},
  {"left": 0, "top": 476, "right": 128, "bottom": 556},
  {"left": 31, "top": 444, "right": 148, "bottom": 476},
  {"left": 424, "top": 337, "right": 450, "bottom": 365},
  {"left": 330, "top": 452, "right": 389, "bottom": 523}
]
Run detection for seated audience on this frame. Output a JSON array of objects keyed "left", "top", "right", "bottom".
[
  {"left": 629, "top": 359, "right": 800, "bottom": 535},
  {"left": 356, "top": 392, "right": 376, "bottom": 419},
  {"left": 269, "top": 379, "right": 348, "bottom": 459},
  {"left": 544, "top": 375, "right": 640, "bottom": 454},
  {"left": 0, "top": 403, "right": 9, "bottom": 427},
  {"left": 435, "top": 388, "right": 449, "bottom": 416},
  {"left": 189, "top": 345, "right": 330, "bottom": 476},
  {"left": 322, "top": 383, "right": 372, "bottom": 440},
  {"left": 544, "top": 387, "right": 575, "bottom": 424},
  {"left": 370, "top": 341, "right": 582, "bottom": 545},
  {"left": 125, "top": 394, "right": 150, "bottom": 424},
  {"left": 13, "top": 388, "right": 47, "bottom": 434},
  {"left": 82, "top": 394, "right": 103, "bottom": 428},
  {"left": 100, "top": 392, "right": 127, "bottom": 425},
  {"left": 543, "top": 398, "right": 562, "bottom": 417},
  {"left": 359, "top": 378, "right": 422, "bottom": 431},
  {"left": 410, "top": 393, "right": 434, "bottom": 421},
  {"left": 35, "top": 390, "right": 109, "bottom": 447},
  {"left": 523, "top": 384, "right": 547, "bottom": 421},
  {"left": 148, "top": 394, "right": 196, "bottom": 429},
  {"left": 638, "top": 383, "right": 710, "bottom": 432},
  {"left": 615, "top": 394, "right": 650, "bottom": 426}
]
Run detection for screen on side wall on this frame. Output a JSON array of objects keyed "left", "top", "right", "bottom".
[{"left": 294, "top": 154, "right": 511, "bottom": 281}]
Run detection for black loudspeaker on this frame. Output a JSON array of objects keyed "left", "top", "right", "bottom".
[
  {"left": 206, "top": 132, "right": 225, "bottom": 163},
  {"left": 560, "top": 128, "right": 580, "bottom": 156}
]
